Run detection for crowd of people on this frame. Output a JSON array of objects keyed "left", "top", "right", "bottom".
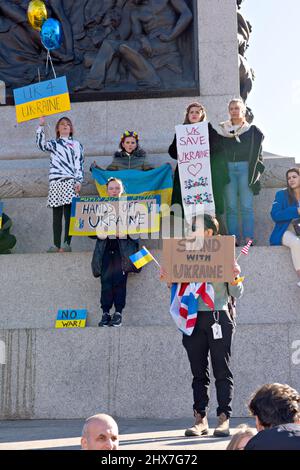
[{"left": 81, "top": 383, "right": 300, "bottom": 450}]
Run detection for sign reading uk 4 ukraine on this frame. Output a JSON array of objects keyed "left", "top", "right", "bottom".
[
  {"left": 55, "top": 309, "right": 87, "bottom": 329},
  {"left": 13, "top": 76, "right": 71, "bottom": 123}
]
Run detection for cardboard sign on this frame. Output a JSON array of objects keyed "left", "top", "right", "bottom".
[
  {"left": 13, "top": 76, "right": 71, "bottom": 123},
  {"left": 162, "top": 236, "right": 235, "bottom": 283},
  {"left": 175, "top": 122, "right": 215, "bottom": 219},
  {"left": 55, "top": 309, "right": 87, "bottom": 328},
  {"left": 69, "top": 195, "right": 161, "bottom": 236},
  {"left": 0, "top": 202, "right": 3, "bottom": 229}
]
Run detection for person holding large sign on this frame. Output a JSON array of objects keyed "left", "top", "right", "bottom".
[
  {"left": 219, "top": 98, "right": 264, "bottom": 246},
  {"left": 91, "top": 178, "right": 141, "bottom": 328},
  {"left": 168, "top": 102, "right": 229, "bottom": 233},
  {"left": 36, "top": 116, "right": 84, "bottom": 252},
  {"left": 162, "top": 214, "right": 243, "bottom": 438}
]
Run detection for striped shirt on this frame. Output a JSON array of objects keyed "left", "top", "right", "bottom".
[{"left": 36, "top": 126, "right": 84, "bottom": 183}]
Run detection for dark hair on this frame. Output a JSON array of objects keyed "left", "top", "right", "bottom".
[
  {"left": 183, "top": 102, "right": 207, "bottom": 124},
  {"left": 119, "top": 130, "right": 139, "bottom": 151},
  {"left": 286, "top": 167, "right": 300, "bottom": 204},
  {"left": 248, "top": 383, "right": 300, "bottom": 428},
  {"left": 203, "top": 214, "right": 219, "bottom": 235},
  {"left": 55, "top": 117, "right": 73, "bottom": 138}
]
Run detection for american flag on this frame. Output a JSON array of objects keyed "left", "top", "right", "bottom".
[
  {"left": 241, "top": 239, "right": 253, "bottom": 255},
  {"left": 170, "top": 282, "right": 215, "bottom": 336}
]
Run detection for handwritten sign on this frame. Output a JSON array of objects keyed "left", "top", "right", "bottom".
[
  {"left": 55, "top": 309, "right": 87, "bottom": 328},
  {"left": 162, "top": 236, "right": 235, "bottom": 283},
  {"left": 175, "top": 122, "right": 215, "bottom": 219},
  {"left": 13, "top": 76, "right": 71, "bottom": 123},
  {"left": 0, "top": 202, "right": 3, "bottom": 229},
  {"left": 69, "top": 196, "right": 160, "bottom": 236}
]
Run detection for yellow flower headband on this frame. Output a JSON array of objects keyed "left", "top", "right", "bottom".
[{"left": 120, "top": 130, "right": 139, "bottom": 142}]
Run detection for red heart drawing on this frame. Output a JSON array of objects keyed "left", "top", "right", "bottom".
[{"left": 188, "top": 163, "right": 202, "bottom": 177}]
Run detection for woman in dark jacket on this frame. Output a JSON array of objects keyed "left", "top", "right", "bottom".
[
  {"left": 219, "top": 98, "right": 264, "bottom": 245},
  {"left": 168, "top": 102, "right": 229, "bottom": 234},
  {"left": 91, "top": 177, "right": 140, "bottom": 327},
  {"left": 270, "top": 167, "right": 300, "bottom": 287}
]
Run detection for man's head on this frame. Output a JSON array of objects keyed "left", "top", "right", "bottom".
[
  {"left": 81, "top": 414, "right": 119, "bottom": 450},
  {"left": 248, "top": 383, "right": 300, "bottom": 431}
]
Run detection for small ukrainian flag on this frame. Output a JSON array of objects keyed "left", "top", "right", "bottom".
[{"left": 129, "top": 246, "right": 155, "bottom": 269}]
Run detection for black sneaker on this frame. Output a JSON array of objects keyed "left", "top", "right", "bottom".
[
  {"left": 98, "top": 312, "right": 111, "bottom": 327},
  {"left": 110, "top": 312, "right": 122, "bottom": 327}
]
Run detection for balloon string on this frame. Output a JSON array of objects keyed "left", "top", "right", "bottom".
[{"left": 46, "top": 49, "right": 57, "bottom": 79}]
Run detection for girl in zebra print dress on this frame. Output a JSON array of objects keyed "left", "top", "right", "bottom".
[{"left": 36, "top": 116, "right": 84, "bottom": 252}]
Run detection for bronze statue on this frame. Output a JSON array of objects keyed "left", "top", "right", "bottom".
[{"left": 0, "top": 0, "right": 197, "bottom": 102}]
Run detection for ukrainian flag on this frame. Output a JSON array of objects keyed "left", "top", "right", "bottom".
[
  {"left": 129, "top": 246, "right": 154, "bottom": 269},
  {"left": 91, "top": 163, "right": 173, "bottom": 208}
]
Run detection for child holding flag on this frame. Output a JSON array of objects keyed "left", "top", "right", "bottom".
[{"left": 91, "top": 177, "right": 142, "bottom": 327}]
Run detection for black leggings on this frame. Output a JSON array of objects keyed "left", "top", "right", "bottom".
[{"left": 52, "top": 205, "right": 72, "bottom": 248}]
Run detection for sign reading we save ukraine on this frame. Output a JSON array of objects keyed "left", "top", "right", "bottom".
[{"left": 13, "top": 76, "right": 71, "bottom": 123}]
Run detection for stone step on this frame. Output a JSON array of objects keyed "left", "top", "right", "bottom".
[
  {"left": 0, "top": 155, "right": 296, "bottom": 199},
  {"left": 2, "top": 185, "right": 278, "bottom": 253},
  {"left": 0, "top": 323, "right": 298, "bottom": 419},
  {"left": 1, "top": 248, "right": 300, "bottom": 331}
]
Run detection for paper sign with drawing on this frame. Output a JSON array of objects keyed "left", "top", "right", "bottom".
[{"left": 175, "top": 122, "right": 215, "bottom": 220}]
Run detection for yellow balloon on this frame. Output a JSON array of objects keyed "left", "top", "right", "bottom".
[{"left": 27, "top": 0, "right": 48, "bottom": 31}]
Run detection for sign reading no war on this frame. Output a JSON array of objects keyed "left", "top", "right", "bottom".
[
  {"left": 13, "top": 76, "right": 71, "bottom": 123},
  {"left": 55, "top": 309, "right": 87, "bottom": 329},
  {"left": 69, "top": 195, "right": 161, "bottom": 236},
  {"left": 162, "top": 236, "right": 235, "bottom": 283}
]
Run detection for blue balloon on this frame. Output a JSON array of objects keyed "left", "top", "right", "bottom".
[{"left": 40, "top": 18, "right": 62, "bottom": 51}]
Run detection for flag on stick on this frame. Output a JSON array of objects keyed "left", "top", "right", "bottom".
[{"left": 129, "top": 246, "right": 159, "bottom": 269}]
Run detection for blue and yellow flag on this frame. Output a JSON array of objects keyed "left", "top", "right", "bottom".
[
  {"left": 91, "top": 163, "right": 173, "bottom": 208},
  {"left": 129, "top": 246, "right": 155, "bottom": 269}
]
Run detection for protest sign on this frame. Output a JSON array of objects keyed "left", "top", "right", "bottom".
[
  {"left": 69, "top": 195, "right": 160, "bottom": 236},
  {"left": 13, "top": 76, "right": 71, "bottom": 123},
  {"left": 55, "top": 309, "right": 87, "bottom": 328},
  {"left": 175, "top": 122, "right": 215, "bottom": 219},
  {"left": 162, "top": 236, "right": 235, "bottom": 283}
]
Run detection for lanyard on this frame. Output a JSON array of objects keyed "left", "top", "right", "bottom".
[{"left": 213, "top": 311, "right": 220, "bottom": 323}]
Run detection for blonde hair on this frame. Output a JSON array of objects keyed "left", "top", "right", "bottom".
[
  {"left": 226, "top": 424, "right": 255, "bottom": 450},
  {"left": 183, "top": 102, "right": 207, "bottom": 124},
  {"left": 228, "top": 98, "right": 246, "bottom": 116},
  {"left": 106, "top": 177, "right": 124, "bottom": 196}
]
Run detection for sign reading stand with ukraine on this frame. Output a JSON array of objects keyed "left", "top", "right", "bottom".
[{"left": 13, "top": 76, "right": 71, "bottom": 123}]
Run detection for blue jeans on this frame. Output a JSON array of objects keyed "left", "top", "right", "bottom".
[{"left": 224, "top": 161, "right": 254, "bottom": 239}]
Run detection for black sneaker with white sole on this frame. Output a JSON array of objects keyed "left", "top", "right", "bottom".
[
  {"left": 98, "top": 312, "right": 111, "bottom": 327},
  {"left": 110, "top": 312, "right": 122, "bottom": 327}
]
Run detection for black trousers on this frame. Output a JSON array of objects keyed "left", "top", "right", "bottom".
[
  {"left": 182, "top": 310, "right": 235, "bottom": 418},
  {"left": 100, "top": 244, "right": 128, "bottom": 314},
  {"left": 53, "top": 205, "right": 72, "bottom": 248}
]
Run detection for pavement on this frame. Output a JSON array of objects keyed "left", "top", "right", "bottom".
[{"left": 0, "top": 417, "right": 255, "bottom": 450}]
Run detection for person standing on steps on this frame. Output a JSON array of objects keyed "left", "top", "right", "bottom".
[
  {"left": 91, "top": 177, "right": 141, "bottom": 328},
  {"left": 218, "top": 98, "right": 264, "bottom": 246},
  {"left": 182, "top": 214, "right": 243, "bottom": 438},
  {"left": 36, "top": 116, "right": 84, "bottom": 253}
]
